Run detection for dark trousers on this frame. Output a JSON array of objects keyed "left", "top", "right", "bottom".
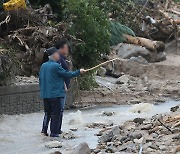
[
  {"left": 42, "top": 97, "right": 65, "bottom": 135},
  {"left": 57, "top": 96, "right": 66, "bottom": 133}
]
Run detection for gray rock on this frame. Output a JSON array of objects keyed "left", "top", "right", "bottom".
[
  {"left": 111, "top": 126, "right": 121, "bottom": 136},
  {"left": 73, "top": 142, "right": 91, "bottom": 154},
  {"left": 102, "top": 111, "right": 115, "bottom": 116},
  {"left": 97, "top": 67, "right": 107, "bottom": 77},
  {"left": 133, "top": 118, "right": 145, "bottom": 124},
  {"left": 99, "top": 126, "right": 120, "bottom": 143},
  {"left": 116, "top": 75, "right": 130, "bottom": 84},
  {"left": 45, "top": 141, "right": 62, "bottom": 148},
  {"left": 61, "top": 131, "right": 76, "bottom": 140},
  {"left": 116, "top": 43, "right": 151, "bottom": 60},
  {"left": 156, "top": 52, "right": 166, "bottom": 62},
  {"left": 141, "top": 124, "right": 152, "bottom": 130},
  {"left": 130, "top": 133, "right": 142, "bottom": 139},
  {"left": 129, "top": 56, "right": 148, "bottom": 64},
  {"left": 159, "top": 145, "right": 167, "bottom": 151},
  {"left": 151, "top": 133, "right": 158, "bottom": 138},
  {"left": 99, "top": 131, "right": 113, "bottom": 143},
  {"left": 70, "top": 128, "right": 78, "bottom": 131},
  {"left": 113, "top": 43, "right": 166, "bottom": 62},
  {"left": 170, "top": 105, "right": 179, "bottom": 112}
]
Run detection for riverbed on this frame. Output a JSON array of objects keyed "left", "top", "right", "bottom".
[{"left": 0, "top": 100, "right": 179, "bottom": 154}]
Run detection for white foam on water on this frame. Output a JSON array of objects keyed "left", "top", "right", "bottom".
[
  {"left": 128, "top": 103, "right": 154, "bottom": 113},
  {"left": 68, "top": 110, "right": 84, "bottom": 125}
]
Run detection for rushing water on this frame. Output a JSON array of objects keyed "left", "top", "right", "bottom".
[{"left": 0, "top": 101, "right": 179, "bottom": 154}]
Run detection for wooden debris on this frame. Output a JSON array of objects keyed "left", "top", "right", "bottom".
[{"left": 124, "top": 34, "right": 165, "bottom": 52}]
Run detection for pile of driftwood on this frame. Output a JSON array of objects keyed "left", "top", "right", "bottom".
[
  {"left": 141, "top": 0, "right": 180, "bottom": 42},
  {"left": 0, "top": 5, "right": 79, "bottom": 76}
]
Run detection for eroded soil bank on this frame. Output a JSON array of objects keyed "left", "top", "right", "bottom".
[{"left": 77, "top": 54, "right": 180, "bottom": 109}]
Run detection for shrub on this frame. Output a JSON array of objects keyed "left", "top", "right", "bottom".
[{"left": 63, "top": 0, "right": 110, "bottom": 90}]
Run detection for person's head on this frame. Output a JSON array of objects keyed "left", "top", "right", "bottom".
[
  {"left": 45, "top": 47, "right": 60, "bottom": 62},
  {"left": 55, "top": 40, "right": 69, "bottom": 56}
]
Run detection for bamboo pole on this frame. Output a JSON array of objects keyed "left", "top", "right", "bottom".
[{"left": 85, "top": 58, "right": 120, "bottom": 72}]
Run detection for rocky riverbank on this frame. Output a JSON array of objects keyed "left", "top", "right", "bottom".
[
  {"left": 46, "top": 104, "right": 179, "bottom": 154},
  {"left": 92, "top": 106, "right": 180, "bottom": 154}
]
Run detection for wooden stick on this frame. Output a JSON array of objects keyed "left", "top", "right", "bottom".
[
  {"left": 85, "top": 58, "right": 120, "bottom": 72},
  {"left": 0, "top": 15, "right": 10, "bottom": 26},
  {"left": 158, "top": 119, "right": 174, "bottom": 134}
]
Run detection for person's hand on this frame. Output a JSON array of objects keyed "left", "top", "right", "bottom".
[{"left": 80, "top": 69, "right": 87, "bottom": 74}]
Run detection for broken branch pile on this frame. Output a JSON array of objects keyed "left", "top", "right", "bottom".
[
  {"left": 141, "top": 0, "right": 180, "bottom": 42},
  {"left": 0, "top": 6, "right": 79, "bottom": 77}
]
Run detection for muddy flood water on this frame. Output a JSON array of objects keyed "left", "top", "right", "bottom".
[{"left": 0, "top": 100, "right": 179, "bottom": 154}]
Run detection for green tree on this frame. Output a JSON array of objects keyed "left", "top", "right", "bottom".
[{"left": 63, "top": 0, "right": 110, "bottom": 89}]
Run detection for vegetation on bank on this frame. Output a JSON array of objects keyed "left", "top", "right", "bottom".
[{"left": 0, "top": 0, "right": 179, "bottom": 88}]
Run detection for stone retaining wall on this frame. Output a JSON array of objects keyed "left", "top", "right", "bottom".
[
  {"left": 0, "top": 84, "right": 43, "bottom": 115},
  {"left": 0, "top": 82, "right": 78, "bottom": 115}
]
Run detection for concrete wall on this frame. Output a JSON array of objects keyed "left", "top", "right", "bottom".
[
  {"left": 0, "top": 81, "right": 78, "bottom": 115},
  {"left": 0, "top": 84, "right": 43, "bottom": 115}
]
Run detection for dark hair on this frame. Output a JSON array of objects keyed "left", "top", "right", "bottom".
[
  {"left": 55, "top": 40, "right": 67, "bottom": 49},
  {"left": 41, "top": 52, "right": 49, "bottom": 65}
]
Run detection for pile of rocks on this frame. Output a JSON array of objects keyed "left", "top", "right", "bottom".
[{"left": 92, "top": 106, "right": 180, "bottom": 154}]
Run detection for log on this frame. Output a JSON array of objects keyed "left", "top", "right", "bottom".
[{"left": 124, "top": 34, "right": 165, "bottom": 52}]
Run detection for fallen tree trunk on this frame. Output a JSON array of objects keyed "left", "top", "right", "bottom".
[{"left": 124, "top": 34, "right": 165, "bottom": 52}]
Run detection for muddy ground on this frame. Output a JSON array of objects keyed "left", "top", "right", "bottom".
[{"left": 76, "top": 53, "right": 180, "bottom": 109}]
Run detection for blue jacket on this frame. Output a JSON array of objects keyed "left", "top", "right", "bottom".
[
  {"left": 39, "top": 59, "right": 80, "bottom": 99},
  {"left": 58, "top": 55, "right": 70, "bottom": 89}
]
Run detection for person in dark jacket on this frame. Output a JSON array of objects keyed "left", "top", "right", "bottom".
[
  {"left": 55, "top": 40, "right": 71, "bottom": 134},
  {"left": 55, "top": 40, "right": 70, "bottom": 89},
  {"left": 39, "top": 47, "right": 86, "bottom": 137}
]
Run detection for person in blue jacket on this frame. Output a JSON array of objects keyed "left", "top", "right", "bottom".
[
  {"left": 39, "top": 47, "right": 86, "bottom": 137},
  {"left": 55, "top": 40, "right": 71, "bottom": 134}
]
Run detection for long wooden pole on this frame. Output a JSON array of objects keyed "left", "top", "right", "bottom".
[{"left": 85, "top": 58, "right": 120, "bottom": 72}]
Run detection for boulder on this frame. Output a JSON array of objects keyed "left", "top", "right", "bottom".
[
  {"left": 113, "top": 43, "right": 166, "bottom": 62},
  {"left": 73, "top": 142, "right": 91, "bottom": 154}
]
